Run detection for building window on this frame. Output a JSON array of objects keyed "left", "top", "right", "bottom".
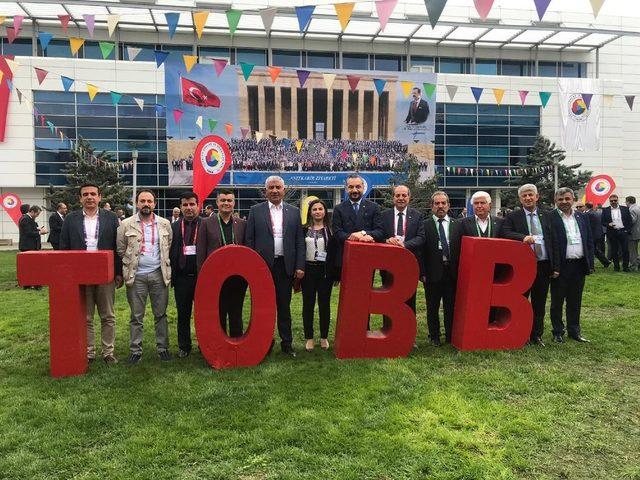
[
  {"left": 199, "top": 46, "right": 231, "bottom": 62},
  {"left": 374, "top": 55, "right": 402, "bottom": 72},
  {"left": 2, "top": 38, "right": 32, "bottom": 56},
  {"left": 411, "top": 56, "right": 435, "bottom": 70},
  {"left": 38, "top": 39, "right": 73, "bottom": 58},
  {"left": 120, "top": 43, "right": 157, "bottom": 62},
  {"left": 84, "top": 41, "right": 114, "bottom": 60},
  {"left": 476, "top": 59, "right": 498, "bottom": 75},
  {"left": 538, "top": 61, "right": 558, "bottom": 77},
  {"left": 236, "top": 48, "right": 267, "bottom": 66},
  {"left": 501, "top": 60, "right": 530, "bottom": 77},
  {"left": 561, "top": 62, "right": 587, "bottom": 78},
  {"left": 306, "top": 51, "right": 336, "bottom": 69},
  {"left": 272, "top": 49, "right": 301, "bottom": 67},
  {"left": 438, "top": 57, "right": 468, "bottom": 74},
  {"left": 343, "top": 53, "right": 369, "bottom": 70}
]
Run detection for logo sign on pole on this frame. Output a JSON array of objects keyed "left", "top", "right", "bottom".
[
  {"left": 192, "top": 135, "right": 232, "bottom": 207},
  {"left": 585, "top": 174, "right": 616, "bottom": 206},
  {"left": 1, "top": 192, "right": 23, "bottom": 226}
]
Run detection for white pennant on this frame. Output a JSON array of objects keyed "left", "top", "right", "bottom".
[
  {"left": 260, "top": 7, "right": 277, "bottom": 34},
  {"left": 107, "top": 14, "right": 120, "bottom": 37},
  {"left": 134, "top": 97, "right": 144, "bottom": 111},
  {"left": 127, "top": 46, "right": 142, "bottom": 61},
  {"left": 255, "top": 131, "right": 263, "bottom": 142},
  {"left": 196, "top": 115, "right": 203, "bottom": 129},
  {"left": 323, "top": 73, "right": 336, "bottom": 90},
  {"left": 446, "top": 84, "right": 458, "bottom": 100},
  {"left": 5, "top": 58, "right": 20, "bottom": 75}
]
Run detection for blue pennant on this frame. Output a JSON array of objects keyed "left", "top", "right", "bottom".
[
  {"left": 38, "top": 32, "right": 53, "bottom": 51},
  {"left": 373, "top": 79, "right": 387, "bottom": 96},
  {"left": 471, "top": 87, "right": 483, "bottom": 103},
  {"left": 165, "top": 13, "right": 180, "bottom": 39},
  {"left": 154, "top": 50, "right": 170, "bottom": 67},
  {"left": 295, "top": 6, "right": 315, "bottom": 32},
  {"left": 61, "top": 76, "right": 74, "bottom": 92}
]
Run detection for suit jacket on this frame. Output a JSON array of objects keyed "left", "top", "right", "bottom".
[
  {"left": 586, "top": 210, "right": 603, "bottom": 241},
  {"left": 196, "top": 214, "right": 246, "bottom": 272},
  {"left": 550, "top": 210, "right": 595, "bottom": 274},
  {"left": 245, "top": 201, "right": 305, "bottom": 277},
  {"left": 18, "top": 215, "right": 41, "bottom": 252},
  {"left": 405, "top": 98, "right": 430, "bottom": 124},
  {"left": 629, "top": 204, "right": 640, "bottom": 240},
  {"left": 380, "top": 207, "right": 425, "bottom": 275},
  {"left": 169, "top": 216, "right": 202, "bottom": 278},
  {"left": 47, "top": 212, "right": 64, "bottom": 248},
  {"left": 501, "top": 208, "right": 560, "bottom": 272},
  {"left": 450, "top": 215, "right": 504, "bottom": 266},
  {"left": 601, "top": 206, "right": 633, "bottom": 233},
  {"left": 422, "top": 216, "right": 460, "bottom": 283},
  {"left": 60, "top": 209, "right": 122, "bottom": 276},
  {"left": 332, "top": 198, "right": 383, "bottom": 267}
]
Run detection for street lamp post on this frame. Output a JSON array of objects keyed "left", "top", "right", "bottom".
[{"left": 132, "top": 149, "right": 138, "bottom": 209}]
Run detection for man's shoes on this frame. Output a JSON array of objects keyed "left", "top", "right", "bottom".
[
  {"left": 87, "top": 357, "right": 96, "bottom": 364},
  {"left": 282, "top": 346, "right": 297, "bottom": 358},
  {"left": 569, "top": 335, "right": 590, "bottom": 343},
  {"left": 603, "top": 261, "right": 611, "bottom": 269},
  {"left": 431, "top": 338, "right": 442, "bottom": 347},
  {"left": 127, "top": 353, "right": 142, "bottom": 365},
  {"left": 177, "top": 349, "right": 190, "bottom": 358},
  {"left": 553, "top": 335, "right": 564, "bottom": 344},
  {"left": 533, "top": 337, "right": 546, "bottom": 347},
  {"left": 623, "top": 267, "right": 631, "bottom": 272},
  {"left": 614, "top": 265, "right": 620, "bottom": 272},
  {"left": 103, "top": 355, "right": 118, "bottom": 365},
  {"left": 159, "top": 350, "right": 173, "bottom": 361}
]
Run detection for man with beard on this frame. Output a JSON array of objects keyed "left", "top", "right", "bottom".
[
  {"left": 117, "top": 189, "right": 173, "bottom": 364},
  {"left": 47, "top": 202, "right": 67, "bottom": 250}
]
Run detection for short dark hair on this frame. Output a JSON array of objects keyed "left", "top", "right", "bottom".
[
  {"left": 79, "top": 182, "right": 100, "bottom": 195},
  {"left": 56, "top": 203, "right": 66, "bottom": 211},
  {"left": 136, "top": 189, "right": 156, "bottom": 202},
  {"left": 204, "top": 204, "right": 214, "bottom": 211},
  {"left": 412, "top": 87, "right": 421, "bottom": 94},
  {"left": 20, "top": 204, "right": 30, "bottom": 214},
  {"left": 217, "top": 188, "right": 234, "bottom": 197},
  {"left": 626, "top": 196, "right": 636, "bottom": 204},
  {"left": 29, "top": 205, "right": 41, "bottom": 213},
  {"left": 179, "top": 191, "right": 198, "bottom": 203},
  {"left": 585, "top": 202, "right": 594, "bottom": 209},
  {"left": 345, "top": 173, "right": 363, "bottom": 186}
]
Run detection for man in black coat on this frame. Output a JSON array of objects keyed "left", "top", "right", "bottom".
[
  {"left": 601, "top": 194, "right": 633, "bottom": 271},
  {"left": 246, "top": 176, "right": 305, "bottom": 357},
  {"left": 549, "top": 188, "right": 594, "bottom": 343},
  {"left": 450, "top": 191, "right": 504, "bottom": 260},
  {"left": 405, "top": 87, "right": 430, "bottom": 124},
  {"left": 501, "top": 184, "right": 560, "bottom": 347},
  {"left": 585, "top": 202, "right": 609, "bottom": 267},
  {"left": 60, "top": 183, "right": 122, "bottom": 364},
  {"left": 18, "top": 205, "right": 47, "bottom": 252},
  {"left": 47, "top": 203, "right": 67, "bottom": 250}
]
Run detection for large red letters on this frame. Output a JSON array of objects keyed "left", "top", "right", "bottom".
[
  {"left": 451, "top": 237, "right": 537, "bottom": 350},
  {"left": 16, "top": 251, "right": 114, "bottom": 377},
  {"left": 334, "top": 241, "right": 419, "bottom": 359},
  {"left": 194, "top": 245, "right": 276, "bottom": 369}
]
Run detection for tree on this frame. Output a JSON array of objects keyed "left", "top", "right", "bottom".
[
  {"left": 45, "top": 137, "right": 132, "bottom": 211},
  {"left": 500, "top": 135, "right": 592, "bottom": 210},
  {"left": 382, "top": 154, "right": 439, "bottom": 211}
]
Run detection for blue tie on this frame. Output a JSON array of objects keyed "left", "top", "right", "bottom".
[
  {"left": 353, "top": 202, "right": 359, "bottom": 214},
  {"left": 438, "top": 218, "right": 450, "bottom": 259}
]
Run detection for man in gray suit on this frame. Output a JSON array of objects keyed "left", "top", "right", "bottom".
[
  {"left": 246, "top": 176, "right": 305, "bottom": 357},
  {"left": 627, "top": 196, "right": 640, "bottom": 271}
]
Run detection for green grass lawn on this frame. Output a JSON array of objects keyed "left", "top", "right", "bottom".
[{"left": 0, "top": 250, "right": 639, "bottom": 480}]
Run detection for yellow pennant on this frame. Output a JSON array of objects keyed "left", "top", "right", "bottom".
[
  {"left": 69, "top": 37, "right": 85, "bottom": 56},
  {"left": 192, "top": 11, "right": 209, "bottom": 39},
  {"left": 183, "top": 54, "right": 197, "bottom": 73},
  {"left": 107, "top": 14, "right": 120, "bottom": 37},
  {"left": 87, "top": 84, "right": 99, "bottom": 101},
  {"left": 323, "top": 73, "right": 336, "bottom": 90},
  {"left": 0, "top": 16, "right": 6, "bottom": 26},
  {"left": 295, "top": 140, "right": 303, "bottom": 153},
  {"left": 0, "top": 72, "right": 3, "bottom": 85},
  {"left": 400, "top": 81, "right": 414, "bottom": 98},
  {"left": 590, "top": 0, "right": 606, "bottom": 17},
  {"left": 196, "top": 115, "right": 203, "bottom": 129},
  {"left": 255, "top": 131, "right": 263, "bottom": 142},
  {"left": 334, "top": 3, "right": 355, "bottom": 31},
  {"left": 492, "top": 88, "right": 505, "bottom": 105}
]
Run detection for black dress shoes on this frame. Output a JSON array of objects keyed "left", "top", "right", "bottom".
[
  {"left": 431, "top": 338, "right": 441, "bottom": 347},
  {"left": 127, "top": 353, "right": 142, "bottom": 365},
  {"left": 281, "top": 346, "right": 297, "bottom": 358},
  {"left": 533, "top": 337, "right": 546, "bottom": 347},
  {"left": 569, "top": 335, "right": 590, "bottom": 343},
  {"left": 553, "top": 335, "right": 564, "bottom": 343}
]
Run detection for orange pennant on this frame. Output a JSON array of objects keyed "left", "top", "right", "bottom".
[
  {"left": 267, "top": 66, "right": 282, "bottom": 83},
  {"left": 192, "top": 11, "right": 209, "bottom": 39},
  {"left": 334, "top": 3, "right": 355, "bottom": 31}
]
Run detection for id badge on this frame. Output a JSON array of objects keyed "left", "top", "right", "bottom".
[
  {"left": 533, "top": 235, "right": 544, "bottom": 245},
  {"left": 314, "top": 251, "right": 327, "bottom": 262},
  {"left": 183, "top": 245, "right": 197, "bottom": 256},
  {"left": 568, "top": 235, "right": 581, "bottom": 245}
]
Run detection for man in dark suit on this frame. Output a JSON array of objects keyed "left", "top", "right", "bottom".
[
  {"left": 196, "top": 189, "right": 247, "bottom": 339},
  {"left": 60, "top": 183, "right": 122, "bottom": 364},
  {"left": 169, "top": 191, "right": 201, "bottom": 358},
  {"left": 501, "top": 184, "right": 560, "bottom": 347},
  {"left": 585, "top": 202, "right": 610, "bottom": 267},
  {"left": 451, "top": 191, "right": 504, "bottom": 257},
  {"left": 550, "top": 188, "right": 594, "bottom": 343},
  {"left": 405, "top": 87, "right": 430, "bottom": 124},
  {"left": 47, "top": 203, "right": 67, "bottom": 250},
  {"left": 601, "top": 194, "right": 633, "bottom": 271},
  {"left": 380, "top": 185, "right": 425, "bottom": 314},
  {"left": 246, "top": 176, "right": 305, "bottom": 357},
  {"left": 19, "top": 205, "right": 46, "bottom": 253},
  {"left": 332, "top": 174, "right": 384, "bottom": 276}
]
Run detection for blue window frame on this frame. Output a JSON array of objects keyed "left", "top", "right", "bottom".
[
  {"left": 307, "top": 52, "right": 335, "bottom": 69},
  {"left": 237, "top": 48, "right": 267, "bottom": 66},
  {"left": 343, "top": 53, "right": 369, "bottom": 70},
  {"left": 273, "top": 50, "right": 301, "bottom": 68}
]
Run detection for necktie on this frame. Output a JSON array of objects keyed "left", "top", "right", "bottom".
[
  {"left": 397, "top": 212, "right": 404, "bottom": 236},
  {"left": 179, "top": 221, "right": 191, "bottom": 270},
  {"left": 529, "top": 213, "right": 543, "bottom": 259},
  {"left": 353, "top": 202, "right": 359, "bottom": 215},
  {"left": 438, "top": 218, "right": 450, "bottom": 260}
]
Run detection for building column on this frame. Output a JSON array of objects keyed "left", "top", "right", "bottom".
[
  {"left": 341, "top": 87, "right": 349, "bottom": 139},
  {"left": 307, "top": 88, "right": 313, "bottom": 140},
  {"left": 357, "top": 89, "right": 364, "bottom": 140},
  {"left": 327, "top": 88, "right": 333, "bottom": 140},
  {"left": 493, "top": 189, "right": 502, "bottom": 214},
  {"left": 372, "top": 92, "right": 379, "bottom": 140},
  {"left": 258, "top": 83, "right": 266, "bottom": 133},
  {"left": 291, "top": 87, "right": 299, "bottom": 138},
  {"left": 274, "top": 86, "right": 282, "bottom": 137}
]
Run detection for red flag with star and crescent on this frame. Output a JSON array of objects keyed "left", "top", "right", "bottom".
[{"left": 180, "top": 77, "right": 221, "bottom": 108}]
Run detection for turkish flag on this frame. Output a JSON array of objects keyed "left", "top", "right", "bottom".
[
  {"left": 181, "top": 77, "right": 221, "bottom": 108},
  {"left": 1, "top": 192, "right": 24, "bottom": 227}
]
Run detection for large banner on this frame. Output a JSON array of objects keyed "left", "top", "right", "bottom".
[
  {"left": 558, "top": 78, "right": 601, "bottom": 152},
  {"left": 164, "top": 55, "right": 437, "bottom": 187}
]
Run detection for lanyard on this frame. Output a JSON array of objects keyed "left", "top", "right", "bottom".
[
  {"left": 556, "top": 209, "right": 580, "bottom": 242},
  {"left": 83, "top": 213, "right": 99, "bottom": 245},
  {"left": 395, "top": 211, "right": 408, "bottom": 236},
  {"left": 181, "top": 218, "right": 199, "bottom": 249},
  {"left": 475, "top": 217, "right": 492, "bottom": 237},
  {"left": 140, "top": 213, "right": 156, "bottom": 253},
  {"left": 432, "top": 215, "right": 450, "bottom": 243},
  {"left": 217, "top": 214, "right": 235, "bottom": 245},
  {"left": 269, "top": 204, "right": 284, "bottom": 236},
  {"left": 311, "top": 227, "right": 328, "bottom": 251}
]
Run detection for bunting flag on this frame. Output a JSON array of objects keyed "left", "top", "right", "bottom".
[
  {"left": 255, "top": 131, "right": 263, "bottom": 142},
  {"left": 213, "top": 59, "right": 228, "bottom": 77},
  {"left": 539, "top": 91, "right": 552, "bottom": 108},
  {"left": 400, "top": 81, "right": 414, "bottom": 98},
  {"left": 297, "top": 70, "right": 311, "bottom": 88},
  {"left": 375, "top": 0, "right": 397, "bottom": 32},
  {"left": 173, "top": 109, "right": 184, "bottom": 123},
  {"left": 155, "top": 104, "right": 165, "bottom": 116},
  {"left": 347, "top": 75, "right": 360, "bottom": 92},
  {"left": 295, "top": 6, "right": 315, "bottom": 32},
  {"left": 107, "top": 14, "right": 120, "bottom": 37},
  {"left": 446, "top": 84, "right": 458, "bottom": 100},
  {"left": 519, "top": 90, "right": 529, "bottom": 106},
  {"left": 534, "top": 0, "right": 552, "bottom": 21},
  {"left": 6, "top": 28, "right": 16, "bottom": 44},
  {"left": 225, "top": 123, "right": 233, "bottom": 136},
  {"left": 625, "top": 95, "right": 635, "bottom": 111},
  {"left": 13, "top": 15, "right": 23, "bottom": 35},
  {"left": 127, "top": 46, "right": 142, "bottom": 61},
  {"left": 492, "top": 88, "right": 505, "bottom": 105},
  {"left": 61, "top": 76, "right": 74, "bottom": 92},
  {"left": 226, "top": 9, "right": 243, "bottom": 36},
  {"left": 208, "top": 119, "right": 218, "bottom": 132},
  {"left": 423, "top": 82, "right": 436, "bottom": 99},
  {"left": 425, "top": 0, "right": 447, "bottom": 29},
  {"left": 38, "top": 32, "right": 53, "bottom": 51},
  {"left": 240, "top": 62, "right": 254, "bottom": 81},
  {"left": 373, "top": 78, "right": 387, "bottom": 96},
  {"left": 295, "top": 140, "right": 303, "bottom": 153},
  {"left": 260, "top": 7, "right": 277, "bottom": 34},
  {"left": 58, "top": 15, "right": 71, "bottom": 34},
  {"left": 603, "top": 94, "right": 614, "bottom": 108},
  {"left": 0, "top": 16, "right": 4, "bottom": 26},
  {"left": 34, "top": 67, "right": 48, "bottom": 85},
  {"left": 110, "top": 91, "right": 122, "bottom": 105},
  {"left": 134, "top": 97, "right": 144, "bottom": 111},
  {"left": 70, "top": 38, "right": 85, "bottom": 56},
  {"left": 334, "top": 3, "right": 355, "bottom": 31},
  {"left": 282, "top": 138, "right": 292, "bottom": 149},
  {"left": 474, "top": 0, "right": 495, "bottom": 19},
  {"left": 165, "top": 13, "right": 180, "bottom": 39},
  {"left": 590, "top": 0, "right": 605, "bottom": 17},
  {"left": 87, "top": 84, "right": 99, "bottom": 102},
  {"left": 196, "top": 115, "right": 203, "bottom": 129},
  {"left": 16, "top": 88, "right": 22, "bottom": 104},
  {"left": 471, "top": 87, "right": 484, "bottom": 103},
  {"left": 268, "top": 66, "right": 282, "bottom": 83},
  {"left": 323, "top": 73, "right": 336, "bottom": 90},
  {"left": 192, "top": 11, "right": 209, "bottom": 39},
  {"left": 99, "top": 42, "right": 115, "bottom": 59},
  {"left": 183, "top": 55, "right": 198, "bottom": 73},
  {"left": 5, "top": 59, "right": 19, "bottom": 76},
  {"left": 582, "top": 93, "right": 594, "bottom": 109},
  {"left": 241, "top": 127, "right": 250, "bottom": 139},
  {"left": 154, "top": 50, "right": 169, "bottom": 67},
  {"left": 83, "top": 14, "right": 96, "bottom": 37}
]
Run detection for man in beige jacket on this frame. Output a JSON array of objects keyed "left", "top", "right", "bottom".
[{"left": 117, "top": 189, "right": 173, "bottom": 364}]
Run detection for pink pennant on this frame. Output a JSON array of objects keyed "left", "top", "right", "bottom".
[
  {"left": 6, "top": 27, "right": 16, "bottom": 44},
  {"left": 519, "top": 90, "right": 529, "bottom": 106},
  {"left": 13, "top": 15, "right": 24, "bottom": 35},
  {"left": 473, "top": 0, "right": 495, "bottom": 20},
  {"left": 375, "top": 0, "right": 398, "bottom": 32},
  {"left": 347, "top": 75, "right": 360, "bottom": 92},
  {"left": 35, "top": 67, "right": 48, "bottom": 85},
  {"left": 173, "top": 109, "right": 184, "bottom": 124},
  {"left": 241, "top": 127, "right": 250, "bottom": 139},
  {"left": 58, "top": 15, "right": 71, "bottom": 34},
  {"left": 83, "top": 15, "right": 95, "bottom": 37},
  {"left": 213, "top": 59, "right": 228, "bottom": 77}
]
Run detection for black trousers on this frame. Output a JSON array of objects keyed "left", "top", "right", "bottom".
[
  {"left": 174, "top": 273, "right": 197, "bottom": 352},
  {"left": 527, "top": 260, "right": 552, "bottom": 340},
  {"left": 272, "top": 257, "right": 294, "bottom": 349},
  {"left": 609, "top": 229, "right": 630, "bottom": 269},
  {"left": 594, "top": 236, "right": 609, "bottom": 267},
  {"left": 301, "top": 262, "right": 333, "bottom": 339},
  {"left": 550, "top": 259, "right": 587, "bottom": 337},
  {"left": 219, "top": 276, "right": 248, "bottom": 338},
  {"left": 424, "top": 265, "right": 455, "bottom": 342}
]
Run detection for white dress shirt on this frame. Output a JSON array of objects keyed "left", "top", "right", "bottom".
[
  {"left": 269, "top": 202, "right": 284, "bottom": 257},
  {"left": 475, "top": 215, "right": 489, "bottom": 234},
  {"left": 560, "top": 210, "right": 584, "bottom": 259},
  {"left": 83, "top": 210, "right": 99, "bottom": 251},
  {"left": 611, "top": 206, "right": 624, "bottom": 229}
]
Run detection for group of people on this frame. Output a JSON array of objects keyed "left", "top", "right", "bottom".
[{"left": 171, "top": 156, "right": 194, "bottom": 172}]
